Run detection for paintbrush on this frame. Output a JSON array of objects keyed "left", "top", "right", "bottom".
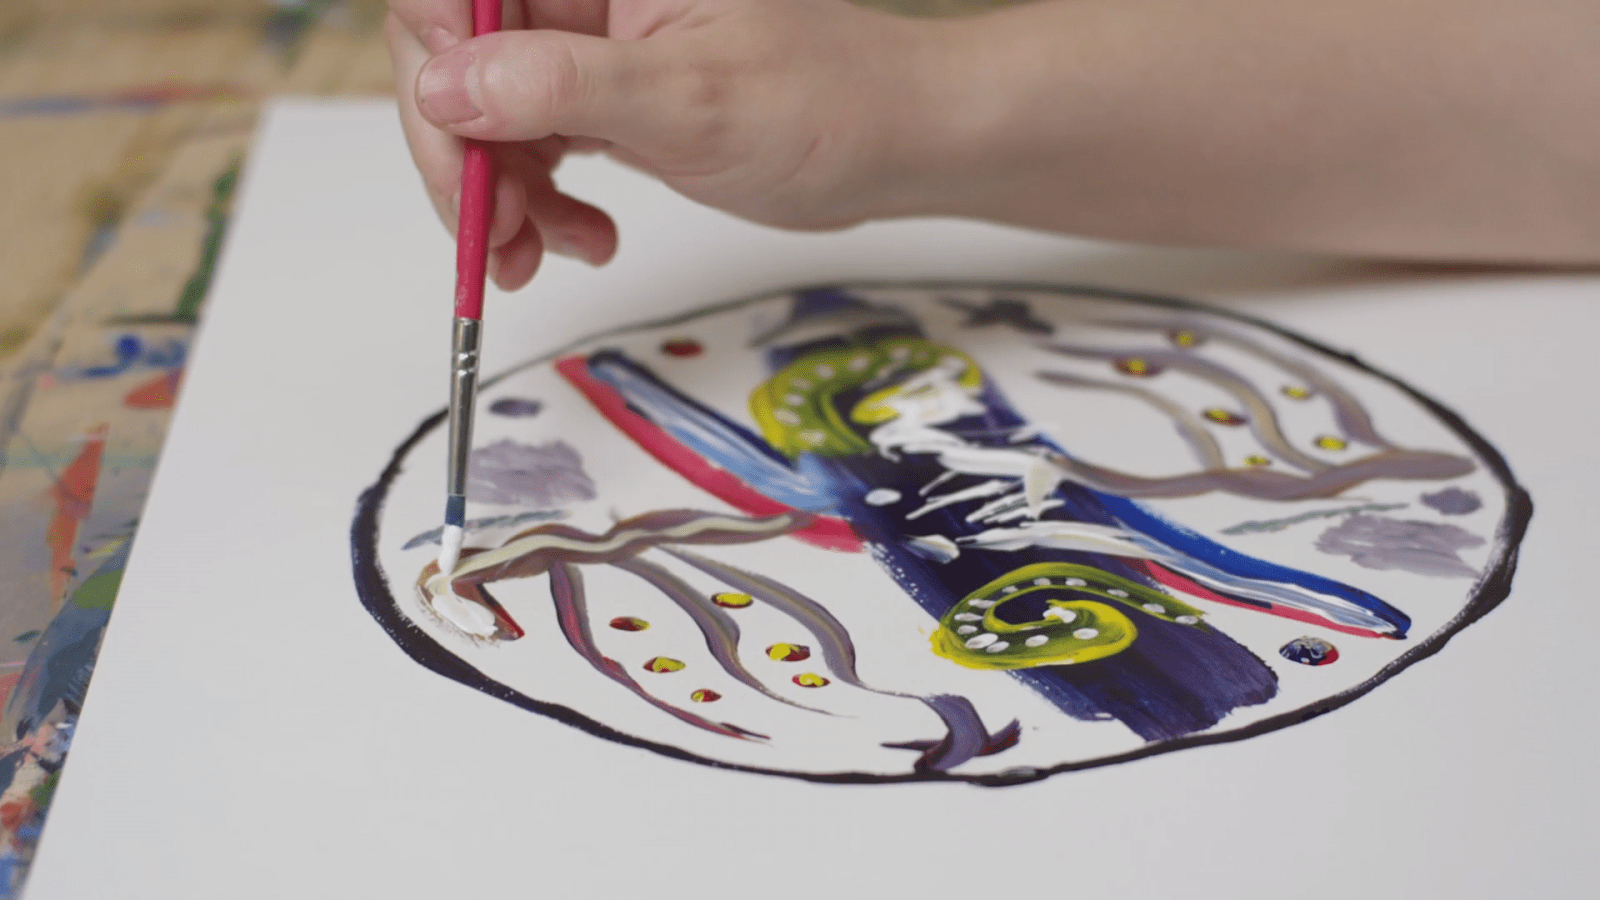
[{"left": 439, "top": 0, "right": 504, "bottom": 579}]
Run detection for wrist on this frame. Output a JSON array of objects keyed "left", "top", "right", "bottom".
[{"left": 850, "top": 7, "right": 1058, "bottom": 224}]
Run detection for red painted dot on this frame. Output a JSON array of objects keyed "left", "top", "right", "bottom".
[
  {"left": 661, "top": 338, "right": 703, "bottom": 357},
  {"left": 690, "top": 689, "right": 721, "bottom": 703},
  {"left": 766, "top": 643, "right": 811, "bottom": 662},
  {"left": 609, "top": 616, "right": 649, "bottom": 632}
]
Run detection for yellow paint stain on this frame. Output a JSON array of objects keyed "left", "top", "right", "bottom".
[
  {"left": 1203, "top": 408, "right": 1246, "bottom": 425},
  {"left": 1282, "top": 385, "right": 1312, "bottom": 400},
  {"left": 792, "top": 672, "right": 830, "bottom": 688},
  {"left": 643, "top": 656, "right": 686, "bottom": 673},
  {"left": 712, "top": 592, "right": 753, "bottom": 608},
  {"left": 690, "top": 689, "right": 721, "bottom": 703},
  {"left": 1315, "top": 435, "right": 1348, "bottom": 451},
  {"left": 1170, "top": 330, "right": 1200, "bottom": 347},
  {"left": 1244, "top": 455, "right": 1272, "bottom": 467}
]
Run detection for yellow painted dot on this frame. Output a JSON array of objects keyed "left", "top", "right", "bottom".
[
  {"left": 712, "top": 592, "right": 753, "bottom": 608},
  {"left": 643, "top": 656, "right": 686, "bottom": 673},
  {"left": 1115, "top": 357, "right": 1152, "bottom": 376},
  {"left": 1203, "top": 408, "right": 1247, "bottom": 426},
  {"left": 1282, "top": 385, "right": 1312, "bottom": 400},
  {"left": 1244, "top": 455, "right": 1272, "bottom": 467},
  {"left": 690, "top": 689, "right": 721, "bottom": 703},
  {"left": 1170, "top": 330, "right": 1200, "bottom": 347},
  {"left": 792, "top": 672, "right": 830, "bottom": 688},
  {"left": 1315, "top": 435, "right": 1348, "bottom": 451}
]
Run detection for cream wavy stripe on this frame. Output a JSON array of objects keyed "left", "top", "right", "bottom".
[
  {"left": 426, "top": 511, "right": 804, "bottom": 593},
  {"left": 1091, "top": 318, "right": 1393, "bottom": 448},
  {"left": 1032, "top": 369, "right": 1225, "bottom": 469},
  {"left": 662, "top": 547, "right": 1017, "bottom": 772},
  {"left": 1041, "top": 342, "right": 1329, "bottom": 473},
  {"left": 1046, "top": 447, "right": 1472, "bottom": 501},
  {"left": 612, "top": 556, "right": 829, "bottom": 714}
]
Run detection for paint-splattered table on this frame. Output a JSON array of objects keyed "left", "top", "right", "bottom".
[{"left": 0, "top": 0, "right": 1019, "bottom": 893}]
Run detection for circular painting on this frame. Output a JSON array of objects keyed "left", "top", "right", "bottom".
[{"left": 352, "top": 282, "right": 1529, "bottom": 784}]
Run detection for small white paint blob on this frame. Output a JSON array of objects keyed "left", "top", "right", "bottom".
[
  {"left": 1001, "top": 585, "right": 1018, "bottom": 594},
  {"left": 1142, "top": 603, "right": 1166, "bottom": 614},
  {"left": 864, "top": 488, "right": 902, "bottom": 506},
  {"left": 965, "top": 633, "right": 999, "bottom": 649},
  {"left": 1034, "top": 577, "right": 1052, "bottom": 586},
  {"left": 437, "top": 524, "right": 464, "bottom": 579},
  {"left": 1073, "top": 627, "right": 1099, "bottom": 640},
  {"left": 431, "top": 591, "right": 498, "bottom": 638},
  {"left": 1045, "top": 607, "right": 1078, "bottom": 624},
  {"left": 957, "top": 625, "right": 978, "bottom": 635},
  {"left": 1065, "top": 578, "right": 1087, "bottom": 587},
  {"left": 967, "top": 598, "right": 995, "bottom": 608},
  {"left": 1176, "top": 615, "right": 1200, "bottom": 625},
  {"left": 985, "top": 642, "right": 1010, "bottom": 653},
  {"left": 906, "top": 534, "right": 960, "bottom": 562},
  {"left": 1107, "top": 589, "right": 1128, "bottom": 598},
  {"left": 954, "top": 613, "right": 983, "bottom": 622},
  {"left": 1025, "top": 635, "right": 1050, "bottom": 647}
]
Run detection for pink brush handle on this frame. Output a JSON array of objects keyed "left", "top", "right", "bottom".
[{"left": 452, "top": 0, "right": 503, "bottom": 320}]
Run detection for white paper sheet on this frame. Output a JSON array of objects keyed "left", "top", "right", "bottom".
[{"left": 25, "top": 99, "right": 1599, "bottom": 899}]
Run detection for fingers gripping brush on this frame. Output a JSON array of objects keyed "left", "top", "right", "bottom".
[{"left": 439, "top": 0, "right": 503, "bottom": 579}]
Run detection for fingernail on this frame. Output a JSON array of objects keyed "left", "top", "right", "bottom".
[{"left": 418, "top": 50, "right": 481, "bottom": 125}]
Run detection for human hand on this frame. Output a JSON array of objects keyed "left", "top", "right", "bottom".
[{"left": 386, "top": 0, "right": 941, "bottom": 291}]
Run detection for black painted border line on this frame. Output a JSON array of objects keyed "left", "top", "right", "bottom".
[{"left": 350, "top": 280, "right": 1532, "bottom": 787}]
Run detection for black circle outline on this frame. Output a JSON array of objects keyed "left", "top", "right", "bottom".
[{"left": 350, "top": 281, "right": 1532, "bottom": 787}]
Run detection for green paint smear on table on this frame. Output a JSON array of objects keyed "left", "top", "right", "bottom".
[
  {"left": 173, "top": 159, "right": 242, "bottom": 322},
  {"left": 173, "top": 159, "right": 241, "bottom": 320}
]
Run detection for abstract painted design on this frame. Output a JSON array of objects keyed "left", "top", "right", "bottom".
[{"left": 352, "top": 283, "right": 1529, "bottom": 784}]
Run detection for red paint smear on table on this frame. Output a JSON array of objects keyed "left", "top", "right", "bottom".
[
  {"left": 554, "top": 355, "right": 862, "bottom": 552},
  {"left": 0, "top": 673, "right": 21, "bottom": 713},
  {"left": 1134, "top": 559, "right": 1390, "bottom": 639},
  {"left": 123, "top": 368, "right": 183, "bottom": 409},
  {"left": 42, "top": 425, "right": 107, "bottom": 606}
]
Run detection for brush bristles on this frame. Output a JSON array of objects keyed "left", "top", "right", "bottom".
[
  {"left": 438, "top": 493, "right": 467, "bottom": 575},
  {"left": 437, "top": 524, "right": 465, "bottom": 577}
]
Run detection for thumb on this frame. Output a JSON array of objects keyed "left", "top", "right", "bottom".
[{"left": 416, "top": 30, "right": 675, "bottom": 149}]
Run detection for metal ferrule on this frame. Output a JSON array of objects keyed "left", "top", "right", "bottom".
[{"left": 446, "top": 316, "right": 482, "bottom": 497}]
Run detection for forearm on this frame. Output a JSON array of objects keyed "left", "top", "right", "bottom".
[{"left": 898, "top": 0, "right": 1600, "bottom": 263}]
